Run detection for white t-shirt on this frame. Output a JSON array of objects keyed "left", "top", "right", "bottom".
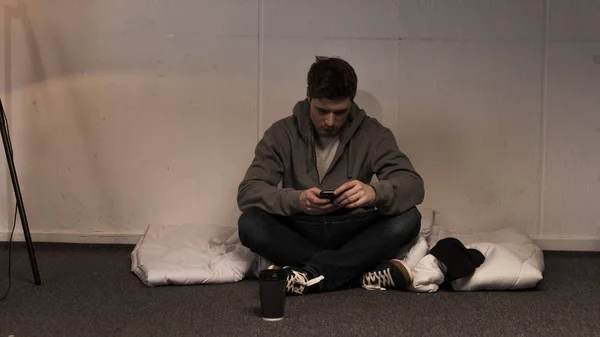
[{"left": 315, "top": 135, "right": 340, "bottom": 183}]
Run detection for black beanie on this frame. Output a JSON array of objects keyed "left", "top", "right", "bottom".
[{"left": 429, "top": 237, "right": 485, "bottom": 282}]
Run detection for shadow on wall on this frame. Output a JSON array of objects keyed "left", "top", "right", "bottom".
[
  {"left": 354, "top": 90, "right": 384, "bottom": 122},
  {"left": 3, "top": 1, "right": 118, "bottom": 229},
  {"left": 395, "top": 116, "right": 474, "bottom": 228},
  {"left": 356, "top": 88, "right": 472, "bottom": 224},
  {"left": 2, "top": 4, "right": 15, "bottom": 229},
  {"left": 354, "top": 90, "right": 383, "bottom": 185},
  {"left": 326, "top": 89, "right": 471, "bottom": 226}
]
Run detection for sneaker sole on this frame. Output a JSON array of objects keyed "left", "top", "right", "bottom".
[{"left": 390, "top": 259, "right": 413, "bottom": 287}]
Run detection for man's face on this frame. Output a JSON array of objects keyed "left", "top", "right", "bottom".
[{"left": 309, "top": 97, "right": 352, "bottom": 137}]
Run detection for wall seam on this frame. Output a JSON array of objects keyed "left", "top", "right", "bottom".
[
  {"left": 538, "top": 0, "right": 550, "bottom": 238},
  {"left": 395, "top": 0, "right": 401, "bottom": 138},
  {"left": 256, "top": 0, "right": 264, "bottom": 141}
]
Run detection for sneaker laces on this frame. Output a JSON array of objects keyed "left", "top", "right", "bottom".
[
  {"left": 285, "top": 268, "right": 325, "bottom": 295},
  {"left": 362, "top": 267, "right": 395, "bottom": 291}
]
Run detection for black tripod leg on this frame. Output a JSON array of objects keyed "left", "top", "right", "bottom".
[{"left": 0, "top": 99, "right": 41, "bottom": 285}]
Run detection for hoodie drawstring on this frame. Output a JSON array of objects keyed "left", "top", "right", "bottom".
[
  {"left": 346, "top": 139, "right": 353, "bottom": 180},
  {"left": 307, "top": 120, "right": 316, "bottom": 178}
]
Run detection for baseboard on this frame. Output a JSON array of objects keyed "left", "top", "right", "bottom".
[
  {"left": 2, "top": 231, "right": 599, "bottom": 251},
  {"left": 533, "top": 238, "right": 600, "bottom": 252},
  {"left": 0, "top": 231, "right": 143, "bottom": 244}
]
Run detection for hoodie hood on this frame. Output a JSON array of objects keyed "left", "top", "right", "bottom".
[{"left": 292, "top": 98, "right": 366, "bottom": 182}]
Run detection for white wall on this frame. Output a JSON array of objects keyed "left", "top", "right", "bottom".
[{"left": 0, "top": 0, "right": 598, "bottom": 250}]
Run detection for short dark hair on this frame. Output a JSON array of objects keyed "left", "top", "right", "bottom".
[{"left": 307, "top": 56, "right": 357, "bottom": 101}]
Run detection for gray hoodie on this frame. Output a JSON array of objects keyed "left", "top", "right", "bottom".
[{"left": 237, "top": 99, "right": 424, "bottom": 216}]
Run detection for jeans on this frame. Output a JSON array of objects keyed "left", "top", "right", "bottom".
[{"left": 238, "top": 206, "right": 421, "bottom": 292}]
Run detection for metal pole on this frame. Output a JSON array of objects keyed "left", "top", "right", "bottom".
[{"left": 0, "top": 97, "right": 41, "bottom": 285}]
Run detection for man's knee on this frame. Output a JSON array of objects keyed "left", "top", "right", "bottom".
[
  {"left": 385, "top": 207, "right": 422, "bottom": 241},
  {"left": 238, "top": 207, "right": 272, "bottom": 250}
]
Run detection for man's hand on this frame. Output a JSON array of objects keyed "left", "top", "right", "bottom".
[
  {"left": 299, "top": 187, "right": 339, "bottom": 215},
  {"left": 333, "top": 180, "right": 376, "bottom": 209}
]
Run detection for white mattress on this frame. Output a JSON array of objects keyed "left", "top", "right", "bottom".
[
  {"left": 131, "top": 208, "right": 435, "bottom": 286},
  {"left": 130, "top": 209, "right": 544, "bottom": 292},
  {"left": 131, "top": 223, "right": 255, "bottom": 286},
  {"left": 409, "top": 226, "right": 545, "bottom": 292}
]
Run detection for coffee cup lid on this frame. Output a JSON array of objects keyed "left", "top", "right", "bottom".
[{"left": 259, "top": 269, "right": 286, "bottom": 280}]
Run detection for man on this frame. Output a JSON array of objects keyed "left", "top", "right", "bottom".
[{"left": 237, "top": 56, "right": 425, "bottom": 295}]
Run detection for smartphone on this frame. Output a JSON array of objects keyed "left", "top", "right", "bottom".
[{"left": 319, "top": 190, "right": 336, "bottom": 200}]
